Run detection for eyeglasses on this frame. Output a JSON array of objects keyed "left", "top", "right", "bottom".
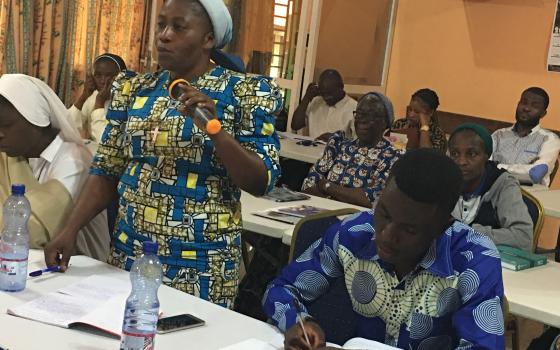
[{"left": 353, "top": 110, "right": 386, "bottom": 124}]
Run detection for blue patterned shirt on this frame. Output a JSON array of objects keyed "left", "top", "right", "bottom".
[
  {"left": 301, "top": 132, "right": 403, "bottom": 203},
  {"left": 263, "top": 211, "right": 505, "bottom": 349}
]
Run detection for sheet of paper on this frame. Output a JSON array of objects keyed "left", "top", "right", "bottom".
[
  {"left": 6, "top": 274, "right": 131, "bottom": 337},
  {"left": 75, "top": 293, "right": 127, "bottom": 336},
  {"left": 58, "top": 274, "right": 130, "bottom": 302},
  {"left": 219, "top": 338, "right": 282, "bottom": 350},
  {"left": 7, "top": 292, "right": 99, "bottom": 328},
  {"left": 343, "top": 337, "right": 401, "bottom": 349}
]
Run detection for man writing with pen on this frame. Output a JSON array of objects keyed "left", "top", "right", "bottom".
[{"left": 263, "top": 149, "right": 505, "bottom": 349}]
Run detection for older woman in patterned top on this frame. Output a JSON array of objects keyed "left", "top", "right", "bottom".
[
  {"left": 45, "top": 0, "right": 282, "bottom": 309},
  {"left": 302, "top": 92, "right": 403, "bottom": 207}
]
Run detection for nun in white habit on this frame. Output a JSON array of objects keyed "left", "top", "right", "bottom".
[{"left": 0, "top": 74, "right": 109, "bottom": 261}]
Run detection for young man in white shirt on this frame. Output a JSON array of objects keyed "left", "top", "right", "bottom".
[
  {"left": 291, "top": 69, "right": 357, "bottom": 141},
  {"left": 492, "top": 87, "right": 560, "bottom": 187}
]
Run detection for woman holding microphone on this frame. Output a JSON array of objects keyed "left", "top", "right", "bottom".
[{"left": 45, "top": 0, "right": 282, "bottom": 308}]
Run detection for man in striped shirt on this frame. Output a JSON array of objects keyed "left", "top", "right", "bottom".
[{"left": 492, "top": 87, "right": 560, "bottom": 187}]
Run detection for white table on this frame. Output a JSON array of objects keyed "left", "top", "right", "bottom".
[
  {"left": 241, "top": 191, "right": 366, "bottom": 245},
  {"left": 530, "top": 190, "right": 560, "bottom": 218},
  {"left": 502, "top": 261, "right": 560, "bottom": 328},
  {"left": 279, "top": 137, "right": 325, "bottom": 164},
  {"left": 0, "top": 250, "right": 280, "bottom": 350}
]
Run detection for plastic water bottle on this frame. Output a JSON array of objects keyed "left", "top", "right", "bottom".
[
  {"left": 0, "top": 184, "right": 31, "bottom": 292},
  {"left": 120, "top": 241, "right": 162, "bottom": 350}
]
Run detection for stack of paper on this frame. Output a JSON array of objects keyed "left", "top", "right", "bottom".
[{"left": 6, "top": 275, "right": 130, "bottom": 336}]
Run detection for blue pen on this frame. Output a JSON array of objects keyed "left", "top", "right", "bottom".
[{"left": 28, "top": 266, "right": 60, "bottom": 277}]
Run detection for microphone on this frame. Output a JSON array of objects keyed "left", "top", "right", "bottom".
[{"left": 168, "top": 79, "right": 221, "bottom": 135}]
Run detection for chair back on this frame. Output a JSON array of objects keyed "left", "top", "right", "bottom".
[
  {"left": 289, "top": 208, "right": 360, "bottom": 345},
  {"left": 550, "top": 159, "right": 559, "bottom": 184},
  {"left": 520, "top": 189, "right": 544, "bottom": 252}
]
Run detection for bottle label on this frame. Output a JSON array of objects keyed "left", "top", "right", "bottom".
[
  {"left": 120, "top": 331, "right": 155, "bottom": 350},
  {"left": 0, "top": 257, "right": 28, "bottom": 276}
]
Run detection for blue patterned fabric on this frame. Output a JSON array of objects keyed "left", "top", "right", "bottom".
[
  {"left": 91, "top": 66, "right": 282, "bottom": 308},
  {"left": 301, "top": 132, "right": 403, "bottom": 203},
  {"left": 263, "top": 211, "right": 505, "bottom": 349}
]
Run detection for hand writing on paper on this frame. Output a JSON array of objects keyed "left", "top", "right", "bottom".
[{"left": 284, "top": 320, "right": 326, "bottom": 350}]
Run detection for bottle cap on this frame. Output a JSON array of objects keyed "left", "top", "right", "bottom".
[
  {"left": 142, "top": 241, "right": 158, "bottom": 255},
  {"left": 11, "top": 184, "right": 25, "bottom": 195}
]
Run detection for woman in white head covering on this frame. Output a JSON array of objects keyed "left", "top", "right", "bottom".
[
  {"left": 0, "top": 74, "right": 109, "bottom": 261},
  {"left": 45, "top": 0, "right": 283, "bottom": 310}
]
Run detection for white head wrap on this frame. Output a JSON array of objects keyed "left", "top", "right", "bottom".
[
  {"left": 197, "top": 0, "right": 233, "bottom": 49},
  {"left": 0, "top": 74, "right": 92, "bottom": 159}
]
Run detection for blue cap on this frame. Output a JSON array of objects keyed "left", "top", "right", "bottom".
[
  {"left": 142, "top": 241, "right": 158, "bottom": 254},
  {"left": 11, "top": 184, "right": 25, "bottom": 195}
]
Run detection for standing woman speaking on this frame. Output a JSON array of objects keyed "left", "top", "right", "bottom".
[{"left": 45, "top": 0, "right": 282, "bottom": 308}]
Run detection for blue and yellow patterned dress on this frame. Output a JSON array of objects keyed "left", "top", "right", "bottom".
[{"left": 90, "top": 66, "right": 282, "bottom": 308}]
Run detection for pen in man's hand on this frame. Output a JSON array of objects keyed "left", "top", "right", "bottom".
[{"left": 293, "top": 297, "right": 311, "bottom": 347}]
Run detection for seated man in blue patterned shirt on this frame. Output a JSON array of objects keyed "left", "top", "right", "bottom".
[{"left": 263, "top": 149, "right": 505, "bottom": 350}]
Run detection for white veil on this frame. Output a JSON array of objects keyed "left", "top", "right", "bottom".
[{"left": 0, "top": 74, "right": 91, "bottom": 162}]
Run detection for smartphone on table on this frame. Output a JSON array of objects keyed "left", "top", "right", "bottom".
[{"left": 156, "top": 313, "right": 205, "bottom": 334}]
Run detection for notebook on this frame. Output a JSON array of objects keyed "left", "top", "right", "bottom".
[
  {"left": 253, "top": 210, "right": 303, "bottom": 225},
  {"left": 6, "top": 275, "right": 130, "bottom": 337},
  {"left": 275, "top": 205, "right": 327, "bottom": 217},
  {"left": 254, "top": 205, "right": 328, "bottom": 225},
  {"left": 261, "top": 187, "right": 311, "bottom": 202},
  {"left": 220, "top": 336, "right": 400, "bottom": 350}
]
